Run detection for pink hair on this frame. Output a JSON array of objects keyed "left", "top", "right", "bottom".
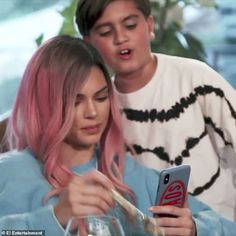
[{"left": 7, "top": 35, "right": 133, "bottom": 199}]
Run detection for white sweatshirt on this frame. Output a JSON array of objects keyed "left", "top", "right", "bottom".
[{"left": 114, "top": 53, "right": 236, "bottom": 221}]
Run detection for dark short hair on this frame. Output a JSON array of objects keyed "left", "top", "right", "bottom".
[{"left": 75, "top": 0, "right": 151, "bottom": 36}]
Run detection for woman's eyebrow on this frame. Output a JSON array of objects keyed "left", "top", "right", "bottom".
[
  {"left": 95, "top": 86, "right": 109, "bottom": 95},
  {"left": 76, "top": 86, "right": 108, "bottom": 97}
]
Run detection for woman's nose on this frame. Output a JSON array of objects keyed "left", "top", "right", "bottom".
[{"left": 84, "top": 100, "right": 97, "bottom": 119}]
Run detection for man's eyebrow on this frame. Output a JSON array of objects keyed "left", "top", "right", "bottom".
[
  {"left": 122, "top": 14, "right": 139, "bottom": 22},
  {"left": 93, "top": 22, "right": 112, "bottom": 31},
  {"left": 93, "top": 14, "right": 139, "bottom": 31}
]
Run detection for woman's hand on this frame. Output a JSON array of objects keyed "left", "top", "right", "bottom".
[
  {"left": 54, "top": 170, "right": 115, "bottom": 227},
  {"left": 149, "top": 200, "right": 196, "bottom": 236}
]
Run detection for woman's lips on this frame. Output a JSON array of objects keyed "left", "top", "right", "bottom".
[{"left": 81, "top": 124, "right": 100, "bottom": 134}]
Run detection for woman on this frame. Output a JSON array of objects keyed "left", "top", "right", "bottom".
[{"left": 0, "top": 35, "right": 235, "bottom": 236}]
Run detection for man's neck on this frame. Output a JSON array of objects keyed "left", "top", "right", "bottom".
[{"left": 114, "top": 54, "right": 157, "bottom": 94}]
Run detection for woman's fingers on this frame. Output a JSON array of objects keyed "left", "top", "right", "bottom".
[
  {"left": 155, "top": 214, "right": 193, "bottom": 228},
  {"left": 161, "top": 227, "right": 193, "bottom": 236},
  {"left": 73, "top": 170, "right": 114, "bottom": 190},
  {"left": 150, "top": 205, "right": 196, "bottom": 236},
  {"left": 55, "top": 170, "right": 116, "bottom": 225},
  {"left": 70, "top": 180, "right": 113, "bottom": 206},
  {"left": 150, "top": 205, "right": 191, "bottom": 217},
  {"left": 67, "top": 170, "right": 115, "bottom": 215},
  {"left": 76, "top": 190, "right": 113, "bottom": 212},
  {"left": 69, "top": 202, "right": 107, "bottom": 216},
  {"left": 69, "top": 171, "right": 114, "bottom": 206}
]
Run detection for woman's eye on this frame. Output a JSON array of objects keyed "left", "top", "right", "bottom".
[
  {"left": 75, "top": 97, "right": 83, "bottom": 106},
  {"left": 75, "top": 100, "right": 81, "bottom": 106},
  {"left": 96, "top": 96, "right": 108, "bottom": 102}
]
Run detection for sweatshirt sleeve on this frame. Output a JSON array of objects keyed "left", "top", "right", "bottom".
[
  {"left": 188, "top": 195, "right": 236, "bottom": 236},
  {"left": 198, "top": 64, "right": 236, "bottom": 154},
  {"left": 0, "top": 151, "right": 66, "bottom": 236}
]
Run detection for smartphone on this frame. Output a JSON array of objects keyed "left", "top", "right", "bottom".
[{"left": 154, "top": 165, "right": 191, "bottom": 216}]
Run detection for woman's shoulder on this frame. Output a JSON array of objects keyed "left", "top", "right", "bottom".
[
  {"left": 124, "top": 154, "right": 159, "bottom": 179},
  {"left": 0, "top": 149, "right": 42, "bottom": 177}
]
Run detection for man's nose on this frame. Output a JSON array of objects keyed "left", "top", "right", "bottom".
[{"left": 114, "top": 27, "right": 128, "bottom": 45}]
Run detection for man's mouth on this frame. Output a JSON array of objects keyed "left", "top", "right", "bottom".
[
  {"left": 118, "top": 49, "right": 132, "bottom": 60},
  {"left": 119, "top": 49, "right": 131, "bottom": 55}
]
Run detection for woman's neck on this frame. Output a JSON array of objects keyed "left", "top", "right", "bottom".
[{"left": 60, "top": 142, "right": 95, "bottom": 168}]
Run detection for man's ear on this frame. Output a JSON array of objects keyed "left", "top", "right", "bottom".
[
  {"left": 83, "top": 36, "right": 91, "bottom": 43},
  {"left": 147, "top": 15, "right": 155, "bottom": 39}
]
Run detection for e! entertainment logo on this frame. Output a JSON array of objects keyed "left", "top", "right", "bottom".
[{"left": 1, "top": 230, "right": 45, "bottom": 236}]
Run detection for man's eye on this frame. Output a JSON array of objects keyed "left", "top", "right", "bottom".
[
  {"left": 126, "top": 24, "right": 137, "bottom": 30},
  {"left": 99, "top": 31, "right": 112, "bottom": 37}
]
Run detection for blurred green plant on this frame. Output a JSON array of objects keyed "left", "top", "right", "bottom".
[
  {"left": 36, "top": 0, "right": 216, "bottom": 61},
  {"left": 35, "top": 0, "right": 78, "bottom": 46},
  {"left": 151, "top": 0, "right": 217, "bottom": 61}
]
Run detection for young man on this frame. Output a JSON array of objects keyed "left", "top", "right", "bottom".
[{"left": 75, "top": 0, "right": 236, "bottom": 221}]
